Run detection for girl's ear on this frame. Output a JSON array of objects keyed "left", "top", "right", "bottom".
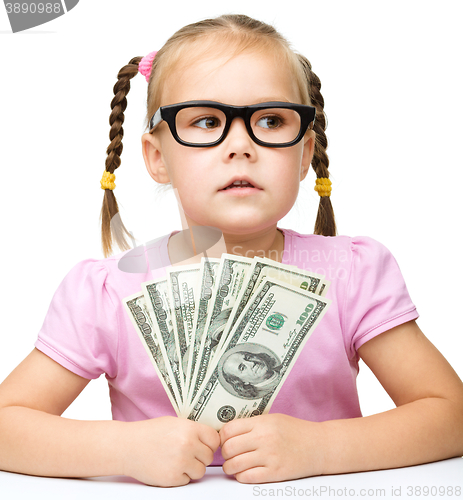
[
  {"left": 141, "top": 133, "right": 171, "bottom": 184},
  {"left": 300, "top": 129, "right": 316, "bottom": 181}
]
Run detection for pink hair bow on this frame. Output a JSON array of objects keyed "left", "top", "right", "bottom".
[{"left": 138, "top": 50, "right": 157, "bottom": 82}]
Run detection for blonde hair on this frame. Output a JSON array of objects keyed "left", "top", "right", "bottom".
[
  {"left": 145, "top": 15, "right": 310, "bottom": 122},
  {"left": 100, "top": 14, "right": 336, "bottom": 258}
]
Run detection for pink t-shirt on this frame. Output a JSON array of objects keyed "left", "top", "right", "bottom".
[{"left": 35, "top": 228, "right": 418, "bottom": 466}]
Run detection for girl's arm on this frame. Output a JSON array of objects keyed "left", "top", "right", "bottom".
[
  {"left": 321, "top": 319, "right": 463, "bottom": 473},
  {"left": 219, "top": 320, "right": 463, "bottom": 483},
  {"left": 0, "top": 348, "right": 220, "bottom": 486}
]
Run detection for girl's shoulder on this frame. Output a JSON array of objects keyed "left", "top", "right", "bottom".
[
  {"left": 279, "top": 229, "right": 418, "bottom": 357},
  {"left": 95, "top": 232, "right": 173, "bottom": 288},
  {"left": 56, "top": 237, "right": 169, "bottom": 311}
]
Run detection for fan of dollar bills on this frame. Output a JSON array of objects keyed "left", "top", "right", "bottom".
[{"left": 123, "top": 254, "right": 331, "bottom": 430}]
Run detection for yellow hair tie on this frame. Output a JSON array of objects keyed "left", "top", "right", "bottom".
[
  {"left": 100, "top": 170, "right": 116, "bottom": 190},
  {"left": 314, "top": 177, "right": 332, "bottom": 197}
]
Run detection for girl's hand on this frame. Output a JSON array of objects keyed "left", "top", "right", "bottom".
[
  {"left": 219, "top": 413, "right": 325, "bottom": 484},
  {"left": 121, "top": 416, "right": 220, "bottom": 487}
]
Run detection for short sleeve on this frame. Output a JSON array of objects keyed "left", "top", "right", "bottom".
[
  {"left": 34, "top": 259, "right": 119, "bottom": 380},
  {"left": 342, "top": 236, "right": 419, "bottom": 359}
]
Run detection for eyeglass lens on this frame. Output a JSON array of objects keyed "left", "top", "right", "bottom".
[{"left": 175, "top": 106, "right": 302, "bottom": 145}]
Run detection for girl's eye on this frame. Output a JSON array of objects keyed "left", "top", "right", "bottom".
[
  {"left": 193, "top": 116, "right": 221, "bottom": 129},
  {"left": 256, "top": 115, "right": 283, "bottom": 129}
]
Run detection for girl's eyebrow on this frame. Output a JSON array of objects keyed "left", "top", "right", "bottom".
[
  {"left": 203, "top": 97, "right": 292, "bottom": 105},
  {"left": 253, "top": 97, "right": 292, "bottom": 104}
]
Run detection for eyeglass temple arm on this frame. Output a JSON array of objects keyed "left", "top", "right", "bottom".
[{"left": 149, "top": 108, "right": 162, "bottom": 131}]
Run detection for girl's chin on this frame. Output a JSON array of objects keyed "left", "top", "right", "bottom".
[
  {"left": 187, "top": 209, "right": 283, "bottom": 234},
  {"left": 217, "top": 222, "right": 281, "bottom": 237}
]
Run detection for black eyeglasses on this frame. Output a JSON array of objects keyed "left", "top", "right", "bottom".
[{"left": 149, "top": 100, "right": 316, "bottom": 148}]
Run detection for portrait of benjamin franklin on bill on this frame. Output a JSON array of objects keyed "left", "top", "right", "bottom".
[{"left": 217, "top": 343, "right": 283, "bottom": 399}]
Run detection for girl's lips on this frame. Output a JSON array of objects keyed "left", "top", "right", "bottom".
[
  {"left": 219, "top": 186, "right": 262, "bottom": 195},
  {"left": 219, "top": 176, "right": 262, "bottom": 190}
]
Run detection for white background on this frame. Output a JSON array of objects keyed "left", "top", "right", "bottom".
[{"left": 0, "top": 1, "right": 462, "bottom": 423}]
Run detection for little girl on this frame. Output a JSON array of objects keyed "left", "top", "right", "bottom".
[{"left": 0, "top": 14, "right": 462, "bottom": 488}]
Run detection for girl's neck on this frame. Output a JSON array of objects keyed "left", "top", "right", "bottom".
[
  {"left": 222, "top": 226, "right": 285, "bottom": 263},
  {"left": 168, "top": 226, "right": 284, "bottom": 266}
]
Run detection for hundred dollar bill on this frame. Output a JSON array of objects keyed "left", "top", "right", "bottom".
[
  {"left": 187, "top": 277, "right": 331, "bottom": 429},
  {"left": 260, "top": 257, "right": 330, "bottom": 296},
  {"left": 167, "top": 264, "right": 201, "bottom": 388},
  {"left": 260, "top": 257, "right": 298, "bottom": 270},
  {"left": 123, "top": 292, "right": 181, "bottom": 414},
  {"left": 318, "top": 282, "right": 329, "bottom": 297},
  {"left": 186, "top": 254, "right": 254, "bottom": 408},
  {"left": 141, "top": 277, "right": 183, "bottom": 407},
  {"left": 251, "top": 258, "right": 329, "bottom": 297},
  {"left": 184, "top": 257, "right": 221, "bottom": 403},
  {"left": 211, "top": 258, "right": 328, "bottom": 364}
]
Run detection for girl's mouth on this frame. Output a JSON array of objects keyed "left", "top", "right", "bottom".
[
  {"left": 223, "top": 180, "right": 255, "bottom": 190},
  {"left": 220, "top": 179, "right": 262, "bottom": 194}
]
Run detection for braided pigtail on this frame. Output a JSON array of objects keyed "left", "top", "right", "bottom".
[
  {"left": 100, "top": 56, "right": 143, "bottom": 258},
  {"left": 298, "top": 55, "right": 337, "bottom": 237}
]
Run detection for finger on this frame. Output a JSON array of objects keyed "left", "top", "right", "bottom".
[
  {"left": 221, "top": 432, "right": 257, "bottom": 460},
  {"left": 219, "top": 417, "right": 256, "bottom": 445},
  {"left": 197, "top": 424, "right": 221, "bottom": 452},
  {"left": 185, "top": 458, "right": 207, "bottom": 481},
  {"left": 223, "top": 450, "right": 263, "bottom": 476},
  {"left": 162, "top": 473, "right": 190, "bottom": 487},
  {"left": 195, "top": 441, "right": 216, "bottom": 467},
  {"left": 235, "top": 466, "right": 269, "bottom": 484}
]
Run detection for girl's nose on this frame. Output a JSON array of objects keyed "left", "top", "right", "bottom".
[{"left": 223, "top": 117, "right": 255, "bottom": 159}]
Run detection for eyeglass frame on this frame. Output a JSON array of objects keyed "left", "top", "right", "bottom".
[{"left": 148, "top": 100, "right": 316, "bottom": 148}]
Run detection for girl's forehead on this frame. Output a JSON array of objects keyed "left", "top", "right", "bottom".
[{"left": 160, "top": 50, "right": 301, "bottom": 107}]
